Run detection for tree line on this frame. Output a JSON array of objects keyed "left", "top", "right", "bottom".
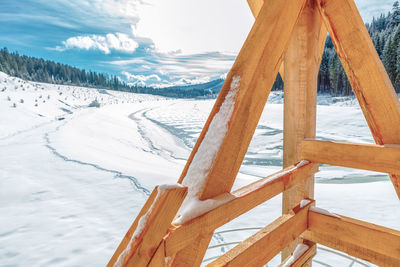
[
  {"left": 1, "top": 1, "right": 400, "bottom": 97},
  {"left": 0, "top": 47, "right": 134, "bottom": 91},
  {"left": 318, "top": 1, "right": 400, "bottom": 95}
]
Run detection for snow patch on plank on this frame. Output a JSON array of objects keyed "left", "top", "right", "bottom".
[
  {"left": 310, "top": 206, "right": 341, "bottom": 219},
  {"left": 174, "top": 76, "right": 240, "bottom": 225},
  {"left": 172, "top": 193, "right": 234, "bottom": 225},
  {"left": 300, "top": 199, "right": 311, "bottom": 208},
  {"left": 114, "top": 183, "right": 181, "bottom": 267},
  {"left": 260, "top": 160, "right": 310, "bottom": 185},
  {"left": 281, "top": 243, "right": 309, "bottom": 267}
]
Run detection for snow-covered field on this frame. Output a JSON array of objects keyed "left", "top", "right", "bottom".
[{"left": 0, "top": 72, "right": 398, "bottom": 266}]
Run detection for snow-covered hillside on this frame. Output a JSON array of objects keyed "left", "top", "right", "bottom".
[{"left": 1, "top": 72, "right": 399, "bottom": 266}]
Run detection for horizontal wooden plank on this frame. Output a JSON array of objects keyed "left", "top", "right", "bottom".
[
  {"left": 206, "top": 200, "right": 315, "bottom": 266},
  {"left": 303, "top": 209, "right": 400, "bottom": 267},
  {"left": 301, "top": 140, "right": 400, "bottom": 175},
  {"left": 165, "top": 162, "right": 318, "bottom": 256}
]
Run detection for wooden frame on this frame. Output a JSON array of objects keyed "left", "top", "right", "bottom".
[{"left": 109, "top": 0, "right": 400, "bottom": 266}]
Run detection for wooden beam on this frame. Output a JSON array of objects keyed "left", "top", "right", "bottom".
[
  {"left": 247, "top": 0, "right": 285, "bottom": 79},
  {"left": 108, "top": 185, "right": 187, "bottom": 267},
  {"left": 279, "top": 241, "right": 317, "bottom": 267},
  {"left": 206, "top": 200, "right": 314, "bottom": 266},
  {"left": 301, "top": 140, "right": 400, "bottom": 175},
  {"left": 166, "top": 162, "right": 317, "bottom": 257},
  {"left": 317, "top": 0, "right": 400, "bottom": 198},
  {"left": 282, "top": 0, "right": 324, "bottom": 261},
  {"left": 303, "top": 210, "right": 400, "bottom": 267},
  {"left": 173, "top": 0, "right": 308, "bottom": 264}
]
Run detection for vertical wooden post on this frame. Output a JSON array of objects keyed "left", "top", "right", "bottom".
[{"left": 282, "top": 0, "right": 323, "bottom": 260}]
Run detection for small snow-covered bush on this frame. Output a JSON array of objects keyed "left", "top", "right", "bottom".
[
  {"left": 20, "top": 99, "right": 24, "bottom": 103},
  {"left": 7, "top": 96, "right": 11, "bottom": 101},
  {"left": 88, "top": 99, "right": 100, "bottom": 108},
  {"left": 12, "top": 103, "right": 16, "bottom": 108}
]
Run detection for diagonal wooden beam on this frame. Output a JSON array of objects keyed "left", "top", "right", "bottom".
[
  {"left": 205, "top": 200, "right": 315, "bottom": 266},
  {"left": 107, "top": 185, "right": 187, "bottom": 267},
  {"left": 301, "top": 140, "right": 400, "bottom": 175},
  {"left": 108, "top": 188, "right": 159, "bottom": 266},
  {"left": 316, "top": 0, "right": 400, "bottom": 199},
  {"left": 173, "top": 0, "right": 308, "bottom": 265},
  {"left": 303, "top": 209, "right": 400, "bottom": 266}
]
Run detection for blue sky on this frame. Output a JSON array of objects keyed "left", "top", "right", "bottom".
[{"left": 0, "top": 0, "right": 395, "bottom": 87}]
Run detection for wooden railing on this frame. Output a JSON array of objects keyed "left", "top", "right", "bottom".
[
  {"left": 107, "top": 0, "right": 400, "bottom": 265},
  {"left": 108, "top": 159, "right": 400, "bottom": 266}
]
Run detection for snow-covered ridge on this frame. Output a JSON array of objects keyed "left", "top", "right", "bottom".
[{"left": 0, "top": 71, "right": 165, "bottom": 138}]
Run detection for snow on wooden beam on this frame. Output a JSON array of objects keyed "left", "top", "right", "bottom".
[
  {"left": 317, "top": 0, "right": 400, "bottom": 199},
  {"left": 165, "top": 162, "right": 317, "bottom": 257},
  {"left": 303, "top": 210, "right": 400, "bottom": 267},
  {"left": 205, "top": 200, "right": 315, "bottom": 266},
  {"left": 107, "top": 185, "right": 187, "bottom": 267},
  {"left": 301, "top": 140, "right": 400, "bottom": 175},
  {"left": 279, "top": 240, "right": 317, "bottom": 267}
]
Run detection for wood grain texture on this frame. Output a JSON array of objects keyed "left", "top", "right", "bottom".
[
  {"left": 206, "top": 200, "right": 314, "bottom": 266},
  {"left": 317, "top": 0, "right": 400, "bottom": 198},
  {"left": 147, "top": 241, "right": 165, "bottom": 267},
  {"left": 108, "top": 188, "right": 159, "bottom": 266},
  {"left": 282, "top": 0, "right": 323, "bottom": 260},
  {"left": 301, "top": 140, "right": 400, "bottom": 175},
  {"left": 303, "top": 210, "right": 400, "bottom": 267},
  {"left": 166, "top": 163, "right": 317, "bottom": 256}
]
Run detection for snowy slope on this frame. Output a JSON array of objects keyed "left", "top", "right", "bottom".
[{"left": 1, "top": 72, "right": 399, "bottom": 266}]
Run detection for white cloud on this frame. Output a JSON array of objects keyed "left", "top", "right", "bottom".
[
  {"left": 57, "top": 33, "right": 138, "bottom": 54},
  {"left": 135, "top": 0, "right": 253, "bottom": 54},
  {"left": 123, "top": 71, "right": 161, "bottom": 86}
]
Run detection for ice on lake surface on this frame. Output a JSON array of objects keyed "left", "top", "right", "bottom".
[{"left": 0, "top": 72, "right": 398, "bottom": 266}]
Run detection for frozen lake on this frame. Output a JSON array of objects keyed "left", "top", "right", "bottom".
[{"left": 0, "top": 72, "right": 398, "bottom": 266}]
